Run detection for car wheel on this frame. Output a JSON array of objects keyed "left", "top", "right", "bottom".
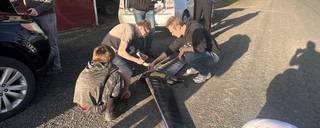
[
  {"left": 182, "top": 11, "right": 190, "bottom": 23},
  {"left": 0, "top": 56, "right": 35, "bottom": 121},
  {"left": 104, "top": 1, "right": 118, "bottom": 16}
]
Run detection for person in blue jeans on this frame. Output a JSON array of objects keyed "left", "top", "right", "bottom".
[
  {"left": 131, "top": 0, "right": 156, "bottom": 57},
  {"left": 11, "top": 0, "right": 62, "bottom": 74},
  {"left": 150, "top": 16, "right": 219, "bottom": 84}
]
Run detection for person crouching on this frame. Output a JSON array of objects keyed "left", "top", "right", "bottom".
[{"left": 73, "top": 45, "right": 128, "bottom": 121}]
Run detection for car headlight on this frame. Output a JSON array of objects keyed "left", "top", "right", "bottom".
[{"left": 24, "top": 43, "right": 37, "bottom": 53}]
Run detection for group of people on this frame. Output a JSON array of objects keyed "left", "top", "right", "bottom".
[
  {"left": 73, "top": 16, "right": 220, "bottom": 120},
  {"left": 73, "top": 0, "right": 220, "bottom": 121},
  {"left": 15, "top": 0, "right": 297, "bottom": 127}
]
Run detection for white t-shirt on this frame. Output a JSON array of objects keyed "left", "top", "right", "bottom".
[{"left": 242, "top": 119, "right": 298, "bottom": 128}]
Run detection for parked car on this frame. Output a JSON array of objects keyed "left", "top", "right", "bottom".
[
  {"left": 118, "top": 0, "right": 194, "bottom": 27},
  {"left": 0, "top": 0, "right": 50, "bottom": 120}
]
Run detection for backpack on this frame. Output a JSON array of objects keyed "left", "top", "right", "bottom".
[{"left": 89, "top": 67, "right": 125, "bottom": 120}]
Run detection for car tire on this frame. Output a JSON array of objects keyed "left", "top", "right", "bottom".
[
  {"left": 104, "top": 1, "right": 118, "bottom": 16},
  {"left": 182, "top": 11, "right": 190, "bottom": 23},
  {"left": 0, "top": 56, "right": 36, "bottom": 121}
]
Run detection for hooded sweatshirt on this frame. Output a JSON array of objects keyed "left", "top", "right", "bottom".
[{"left": 73, "top": 62, "right": 124, "bottom": 109}]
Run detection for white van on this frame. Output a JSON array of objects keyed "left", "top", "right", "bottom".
[{"left": 118, "top": 0, "right": 194, "bottom": 27}]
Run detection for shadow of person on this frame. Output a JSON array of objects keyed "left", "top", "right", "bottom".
[
  {"left": 212, "top": 8, "right": 245, "bottom": 25},
  {"left": 214, "top": 34, "right": 251, "bottom": 76},
  {"left": 112, "top": 98, "right": 162, "bottom": 128},
  {"left": 257, "top": 41, "right": 320, "bottom": 128},
  {"left": 212, "top": 11, "right": 260, "bottom": 37}
]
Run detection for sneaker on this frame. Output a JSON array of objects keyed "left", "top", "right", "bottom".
[
  {"left": 183, "top": 68, "right": 199, "bottom": 76},
  {"left": 209, "top": 51, "right": 219, "bottom": 63},
  {"left": 193, "top": 73, "right": 212, "bottom": 84}
]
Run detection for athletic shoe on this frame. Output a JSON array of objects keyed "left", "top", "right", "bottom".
[
  {"left": 193, "top": 73, "right": 212, "bottom": 84},
  {"left": 183, "top": 68, "right": 199, "bottom": 76}
]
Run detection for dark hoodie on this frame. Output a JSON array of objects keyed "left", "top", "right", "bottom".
[
  {"left": 19, "top": 0, "right": 55, "bottom": 16},
  {"left": 131, "top": 0, "right": 156, "bottom": 11},
  {"left": 165, "top": 20, "right": 212, "bottom": 55}
]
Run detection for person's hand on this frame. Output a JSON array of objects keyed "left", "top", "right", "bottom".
[
  {"left": 135, "top": 58, "right": 145, "bottom": 65},
  {"left": 27, "top": 8, "right": 39, "bottom": 16},
  {"left": 178, "top": 48, "right": 185, "bottom": 61},
  {"left": 148, "top": 61, "right": 157, "bottom": 70},
  {"left": 121, "top": 89, "right": 131, "bottom": 100},
  {"left": 139, "top": 53, "right": 149, "bottom": 60}
]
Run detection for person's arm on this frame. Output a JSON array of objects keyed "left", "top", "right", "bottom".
[
  {"left": 191, "top": 28, "right": 209, "bottom": 53},
  {"left": 150, "top": 52, "right": 168, "bottom": 69},
  {"left": 289, "top": 48, "right": 303, "bottom": 66},
  {"left": 118, "top": 40, "right": 145, "bottom": 65},
  {"left": 178, "top": 46, "right": 194, "bottom": 60}
]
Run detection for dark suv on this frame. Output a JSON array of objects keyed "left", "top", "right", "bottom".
[{"left": 0, "top": 0, "right": 50, "bottom": 120}]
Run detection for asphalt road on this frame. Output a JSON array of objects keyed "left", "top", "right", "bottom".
[{"left": 1, "top": 0, "right": 320, "bottom": 127}]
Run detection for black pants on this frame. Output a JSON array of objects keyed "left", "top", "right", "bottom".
[{"left": 194, "top": 0, "right": 212, "bottom": 32}]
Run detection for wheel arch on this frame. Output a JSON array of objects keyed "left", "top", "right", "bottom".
[{"left": 0, "top": 43, "right": 36, "bottom": 73}]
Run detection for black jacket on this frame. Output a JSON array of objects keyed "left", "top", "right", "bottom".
[
  {"left": 166, "top": 20, "right": 212, "bottom": 55},
  {"left": 13, "top": 0, "right": 55, "bottom": 16},
  {"left": 131, "top": 0, "right": 156, "bottom": 11}
]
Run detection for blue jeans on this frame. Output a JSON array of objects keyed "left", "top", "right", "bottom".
[
  {"left": 184, "top": 52, "right": 213, "bottom": 75},
  {"left": 34, "top": 13, "right": 61, "bottom": 69},
  {"left": 112, "top": 55, "right": 133, "bottom": 77},
  {"left": 133, "top": 9, "right": 155, "bottom": 55}
]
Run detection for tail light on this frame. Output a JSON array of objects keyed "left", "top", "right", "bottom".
[{"left": 20, "top": 22, "right": 45, "bottom": 35}]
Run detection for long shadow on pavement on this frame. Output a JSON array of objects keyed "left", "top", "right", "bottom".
[
  {"left": 212, "top": 10, "right": 260, "bottom": 38},
  {"left": 257, "top": 41, "right": 320, "bottom": 128},
  {"left": 214, "top": 34, "right": 251, "bottom": 76},
  {"left": 213, "top": 8, "right": 245, "bottom": 25}
]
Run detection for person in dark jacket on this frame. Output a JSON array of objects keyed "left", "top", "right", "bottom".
[
  {"left": 194, "top": 0, "right": 213, "bottom": 32},
  {"left": 73, "top": 45, "right": 127, "bottom": 121},
  {"left": 150, "top": 16, "right": 219, "bottom": 84},
  {"left": 131, "top": 0, "right": 157, "bottom": 57},
  {"left": 11, "top": 0, "right": 62, "bottom": 74}
]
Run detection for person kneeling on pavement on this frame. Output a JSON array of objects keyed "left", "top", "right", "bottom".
[
  {"left": 73, "top": 45, "right": 129, "bottom": 121},
  {"left": 149, "top": 16, "right": 219, "bottom": 84}
]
